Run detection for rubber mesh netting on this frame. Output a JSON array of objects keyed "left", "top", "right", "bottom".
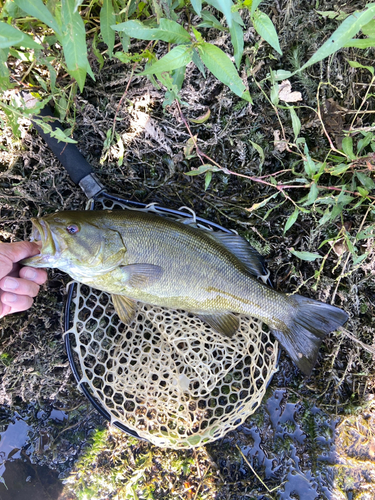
[{"left": 64, "top": 199, "right": 278, "bottom": 448}]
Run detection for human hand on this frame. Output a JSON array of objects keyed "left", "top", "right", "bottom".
[{"left": 0, "top": 241, "right": 47, "bottom": 319}]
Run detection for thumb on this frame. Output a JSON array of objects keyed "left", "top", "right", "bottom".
[{"left": 0, "top": 241, "right": 41, "bottom": 265}]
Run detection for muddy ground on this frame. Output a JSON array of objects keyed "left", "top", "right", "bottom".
[{"left": 1, "top": 0, "right": 375, "bottom": 499}]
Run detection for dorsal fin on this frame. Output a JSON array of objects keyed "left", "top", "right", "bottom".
[{"left": 205, "top": 231, "right": 268, "bottom": 280}]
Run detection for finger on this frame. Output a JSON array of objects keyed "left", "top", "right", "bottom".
[
  {"left": 0, "top": 241, "right": 41, "bottom": 266},
  {"left": 0, "top": 276, "right": 40, "bottom": 298},
  {"left": 1, "top": 292, "right": 33, "bottom": 313},
  {"left": 19, "top": 267, "right": 48, "bottom": 285},
  {"left": 0, "top": 300, "right": 11, "bottom": 319}
]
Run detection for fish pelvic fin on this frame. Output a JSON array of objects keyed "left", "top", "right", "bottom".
[
  {"left": 112, "top": 294, "right": 137, "bottom": 324},
  {"left": 272, "top": 295, "right": 349, "bottom": 376}
]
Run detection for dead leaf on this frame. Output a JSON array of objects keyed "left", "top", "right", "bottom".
[
  {"left": 330, "top": 238, "right": 349, "bottom": 256},
  {"left": 278, "top": 80, "right": 302, "bottom": 103},
  {"left": 274, "top": 130, "right": 287, "bottom": 152},
  {"left": 321, "top": 98, "right": 347, "bottom": 149}
]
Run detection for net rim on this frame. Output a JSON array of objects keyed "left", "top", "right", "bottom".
[{"left": 63, "top": 191, "right": 279, "bottom": 444}]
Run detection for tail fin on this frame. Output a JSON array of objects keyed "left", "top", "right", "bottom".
[{"left": 272, "top": 295, "right": 349, "bottom": 376}]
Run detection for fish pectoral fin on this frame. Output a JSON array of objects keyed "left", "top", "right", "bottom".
[
  {"left": 111, "top": 294, "right": 137, "bottom": 324},
  {"left": 120, "top": 263, "right": 163, "bottom": 289},
  {"left": 197, "top": 312, "right": 240, "bottom": 337}
]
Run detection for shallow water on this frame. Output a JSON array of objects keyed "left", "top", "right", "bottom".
[{"left": 0, "top": 412, "right": 74, "bottom": 500}]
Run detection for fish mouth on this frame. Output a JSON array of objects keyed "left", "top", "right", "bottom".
[{"left": 21, "top": 218, "right": 60, "bottom": 267}]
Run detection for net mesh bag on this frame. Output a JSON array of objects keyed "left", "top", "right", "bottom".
[{"left": 64, "top": 197, "right": 278, "bottom": 448}]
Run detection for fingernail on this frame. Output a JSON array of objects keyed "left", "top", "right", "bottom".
[
  {"left": 23, "top": 268, "right": 37, "bottom": 280},
  {"left": 4, "top": 293, "right": 17, "bottom": 303},
  {"left": 3, "top": 278, "right": 19, "bottom": 290}
]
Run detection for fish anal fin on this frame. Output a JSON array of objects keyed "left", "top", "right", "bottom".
[
  {"left": 120, "top": 263, "right": 163, "bottom": 289},
  {"left": 207, "top": 232, "right": 267, "bottom": 280},
  {"left": 197, "top": 312, "right": 240, "bottom": 337},
  {"left": 111, "top": 294, "right": 137, "bottom": 324}
]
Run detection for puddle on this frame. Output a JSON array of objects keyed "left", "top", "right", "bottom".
[
  {"left": 208, "top": 388, "right": 375, "bottom": 499},
  {"left": 0, "top": 412, "right": 74, "bottom": 500}
]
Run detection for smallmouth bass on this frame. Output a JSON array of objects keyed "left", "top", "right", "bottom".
[{"left": 22, "top": 210, "right": 348, "bottom": 375}]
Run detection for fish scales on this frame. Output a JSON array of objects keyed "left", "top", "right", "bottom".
[
  {"left": 21, "top": 209, "right": 349, "bottom": 375},
  {"left": 86, "top": 211, "right": 289, "bottom": 322}
]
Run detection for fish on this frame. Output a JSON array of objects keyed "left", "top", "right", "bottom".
[{"left": 21, "top": 209, "right": 349, "bottom": 375}]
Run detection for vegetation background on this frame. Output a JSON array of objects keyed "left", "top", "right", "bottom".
[{"left": 0, "top": 0, "right": 375, "bottom": 498}]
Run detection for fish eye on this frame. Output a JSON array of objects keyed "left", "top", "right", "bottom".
[{"left": 66, "top": 224, "right": 79, "bottom": 235}]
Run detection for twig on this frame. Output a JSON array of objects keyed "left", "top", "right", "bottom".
[
  {"left": 350, "top": 75, "right": 375, "bottom": 131},
  {"left": 331, "top": 201, "right": 375, "bottom": 302},
  {"left": 339, "top": 327, "right": 375, "bottom": 356},
  {"left": 236, "top": 445, "right": 285, "bottom": 494}
]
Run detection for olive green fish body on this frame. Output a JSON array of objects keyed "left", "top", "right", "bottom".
[{"left": 22, "top": 210, "right": 348, "bottom": 375}]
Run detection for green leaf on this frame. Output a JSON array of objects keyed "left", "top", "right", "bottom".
[
  {"left": 270, "top": 80, "right": 279, "bottom": 105},
  {"left": 246, "top": 192, "right": 279, "bottom": 211},
  {"left": 344, "top": 38, "right": 375, "bottom": 48},
  {"left": 163, "top": 65, "right": 186, "bottom": 106},
  {"left": 199, "top": 12, "right": 226, "bottom": 30},
  {"left": 352, "top": 253, "right": 368, "bottom": 266},
  {"left": 347, "top": 59, "right": 374, "bottom": 75},
  {"left": 205, "top": 0, "right": 233, "bottom": 28},
  {"left": 198, "top": 42, "right": 250, "bottom": 100},
  {"left": 185, "top": 164, "right": 221, "bottom": 175},
  {"left": 304, "top": 154, "right": 317, "bottom": 177},
  {"left": 191, "top": 0, "right": 202, "bottom": 16},
  {"left": 192, "top": 27, "right": 203, "bottom": 42},
  {"left": 100, "top": 0, "right": 116, "bottom": 57},
  {"left": 273, "top": 69, "right": 293, "bottom": 80},
  {"left": 289, "top": 249, "right": 323, "bottom": 261},
  {"left": 362, "top": 19, "right": 375, "bottom": 36},
  {"left": 112, "top": 20, "right": 160, "bottom": 39},
  {"left": 252, "top": 11, "right": 282, "bottom": 55},
  {"left": 342, "top": 136, "right": 356, "bottom": 159},
  {"left": 357, "top": 132, "right": 373, "bottom": 154},
  {"left": 330, "top": 163, "right": 350, "bottom": 175},
  {"left": 0, "top": 22, "right": 41, "bottom": 49},
  {"left": 316, "top": 10, "right": 349, "bottom": 21},
  {"left": 297, "top": 4, "right": 375, "bottom": 73},
  {"left": 356, "top": 171, "right": 375, "bottom": 190},
  {"left": 319, "top": 208, "right": 332, "bottom": 225},
  {"left": 205, "top": 170, "right": 212, "bottom": 190},
  {"left": 34, "top": 119, "right": 78, "bottom": 143},
  {"left": 356, "top": 226, "right": 375, "bottom": 240},
  {"left": 357, "top": 186, "right": 369, "bottom": 197},
  {"left": 61, "top": 0, "right": 88, "bottom": 91},
  {"left": 229, "top": 20, "right": 244, "bottom": 69},
  {"left": 189, "top": 109, "right": 211, "bottom": 123},
  {"left": 284, "top": 207, "right": 299, "bottom": 233},
  {"left": 140, "top": 45, "right": 193, "bottom": 75},
  {"left": 14, "top": 0, "right": 62, "bottom": 37},
  {"left": 305, "top": 182, "right": 319, "bottom": 205},
  {"left": 250, "top": 0, "right": 263, "bottom": 15},
  {"left": 120, "top": 32, "right": 130, "bottom": 52},
  {"left": 0, "top": 49, "right": 10, "bottom": 91},
  {"left": 249, "top": 140, "right": 265, "bottom": 171},
  {"left": 92, "top": 32, "right": 104, "bottom": 70},
  {"left": 336, "top": 190, "right": 354, "bottom": 205},
  {"left": 288, "top": 106, "right": 301, "bottom": 139},
  {"left": 192, "top": 48, "right": 205, "bottom": 77},
  {"left": 113, "top": 19, "right": 191, "bottom": 44}
]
